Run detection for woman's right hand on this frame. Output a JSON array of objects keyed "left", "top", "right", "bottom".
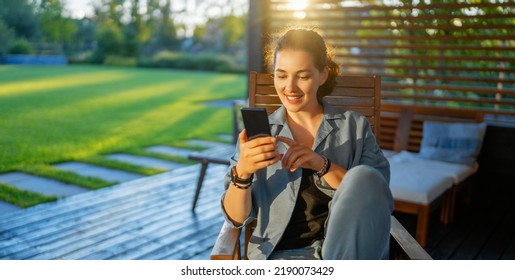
[
  {"left": 224, "top": 130, "right": 281, "bottom": 225},
  {"left": 235, "top": 130, "right": 282, "bottom": 178}
]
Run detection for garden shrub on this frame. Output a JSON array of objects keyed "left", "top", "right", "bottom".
[
  {"left": 142, "top": 50, "right": 245, "bottom": 73},
  {"left": 9, "top": 39, "right": 34, "bottom": 54},
  {"left": 104, "top": 55, "right": 137, "bottom": 67}
]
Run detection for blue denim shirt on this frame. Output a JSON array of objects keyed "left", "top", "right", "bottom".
[{"left": 221, "top": 101, "right": 390, "bottom": 259}]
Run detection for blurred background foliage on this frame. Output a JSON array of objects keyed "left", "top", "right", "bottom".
[{"left": 0, "top": 0, "right": 248, "bottom": 73}]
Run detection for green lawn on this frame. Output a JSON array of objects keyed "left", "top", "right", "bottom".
[{"left": 0, "top": 65, "right": 246, "bottom": 205}]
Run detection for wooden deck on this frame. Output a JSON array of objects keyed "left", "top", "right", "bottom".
[
  {"left": 0, "top": 162, "right": 513, "bottom": 260},
  {"left": 395, "top": 175, "right": 515, "bottom": 260},
  {"left": 0, "top": 164, "right": 227, "bottom": 260}
]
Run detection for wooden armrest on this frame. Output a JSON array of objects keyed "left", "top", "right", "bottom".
[
  {"left": 210, "top": 221, "right": 242, "bottom": 260},
  {"left": 389, "top": 216, "right": 433, "bottom": 260}
]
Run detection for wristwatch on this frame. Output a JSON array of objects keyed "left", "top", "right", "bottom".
[{"left": 231, "top": 166, "right": 253, "bottom": 185}]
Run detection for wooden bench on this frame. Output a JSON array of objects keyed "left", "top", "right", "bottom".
[{"left": 379, "top": 103, "right": 485, "bottom": 246}]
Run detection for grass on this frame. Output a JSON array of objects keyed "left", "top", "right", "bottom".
[
  {"left": 0, "top": 65, "right": 246, "bottom": 206},
  {"left": 82, "top": 155, "right": 165, "bottom": 176},
  {"left": 21, "top": 164, "right": 114, "bottom": 190},
  {"left": 0, "top": 183, "right": 57, "bottom": 208}
]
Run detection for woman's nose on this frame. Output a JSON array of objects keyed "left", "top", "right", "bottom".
[{"left": 285, "top": 78, "right": 296, "bottom": 92}]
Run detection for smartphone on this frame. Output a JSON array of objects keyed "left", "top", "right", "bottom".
[{"left": 240, "top": 107, "right": 271, "bottom": 140}]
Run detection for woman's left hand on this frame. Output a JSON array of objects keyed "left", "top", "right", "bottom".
[{"left": 276, "top": 136, "right": 325, "bottom": 172}]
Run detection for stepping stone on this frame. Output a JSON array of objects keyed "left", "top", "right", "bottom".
[
  {"left": 144, "top": 146, "right": 194, "bottom": 158},
  {"left": 0, "top": 201, "right": 21, "bottom": 216},
  {"left": 53, "top": 162, "right": 143, "bottom": 183},
  {"left": 105, "top": 154, "right": 186, "bottom": 170},
  {"left": 187, "top": 139, "right": 233, "bottom": 149},
  {"left": 0, "top": 172, "right": 88, "bottom": 197}
]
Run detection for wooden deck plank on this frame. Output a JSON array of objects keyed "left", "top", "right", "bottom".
[
  {"left": 0, "top": 165, "right": 200, "bottom": 231},
  {"left": 0, "top": 167, "right": 215, "bottom": 259},
  {"left": 449, "top": 202, "right": 509, "bottom": 260},
  {"left": 0, "top": 164, "right": 227, "bottom": 260},
  {"left": 50, "top": 174, "right": 224, "bottom": 260},
  {"left": 477, "top": 204, "right": 515, "bottom": 260}
]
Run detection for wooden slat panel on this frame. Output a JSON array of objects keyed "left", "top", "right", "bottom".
[
  {"left": 324, "top": 96, "right": 375, "bottom": 107},
  {"left": 340, "top": 63, "right": 515, "bottom": 74},
  {"left": 339, "top": 53, "right": 515, "bottom": 64},
  {"left": 265, "top": 1, "right": 514, "bottom": 117},
  {"left": 255, "top": 85, "right": 276, "bottom": 95},
  {"left": 256, "top": 74, "right": 273, "bottom": 85},
  {"left": 329, "top": 106, "right": 375, "bottom": 116},
  {"left": 335, "top": 76, "right": 376, "bottom": 88},
  {"left": 382, "top": 84, "right": 515, "bottom": 96},
  {"left": 331, "top": 87, "right": 375, "bottom": 97}
]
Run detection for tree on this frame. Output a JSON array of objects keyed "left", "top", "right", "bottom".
[
  {"left": 38, "top": 0, "right": 78, "bottom": 46},
  {"left": 93, "top": 22, "right": 124, "bottom": 62},
  {"left": 0, "top": 19, "right": 15, "bottom": 56},
  {"left": 0, "top": 0, "right": 39, "bottom": 40},
  {"left": 123, "top": 0, "right": 143, "bottom": 56},
  {"left": 219, "top": 14, "right": 246, "bottom": 53},
  {"left": 158, "top": 0, "right": 179, "bottom": 50}
]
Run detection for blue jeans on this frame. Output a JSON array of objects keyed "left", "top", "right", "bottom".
[{"left": 269, "top": 165, "right": 393, "bottom": 260}]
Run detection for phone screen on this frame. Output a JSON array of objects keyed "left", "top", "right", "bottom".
[{"left": 241, "top": 107, "right": 271, "bottom": 140}]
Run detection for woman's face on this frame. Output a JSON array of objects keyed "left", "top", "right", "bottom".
[{"left": 274, "top": 50, "right": 328, "bottom": 114}]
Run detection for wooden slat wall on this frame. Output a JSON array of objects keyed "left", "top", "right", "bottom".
[{"left": 253, "top": 0, "right": 515, "bottom": 117}]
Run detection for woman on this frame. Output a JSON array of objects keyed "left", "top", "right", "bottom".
[{"left": 222, "top": 28, "right": 393, "bottom": 260}]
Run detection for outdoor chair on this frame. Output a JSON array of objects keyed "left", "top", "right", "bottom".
[
  {"left": 210, "top": 72, "right": 431, "bottom": 260},
  {"left": 379, "top": 104, "right": 485, "bottom": 246}
]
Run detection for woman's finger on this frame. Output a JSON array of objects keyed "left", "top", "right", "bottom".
[{"left": 276, "top": 136, "right": 295, "bottom": 147}]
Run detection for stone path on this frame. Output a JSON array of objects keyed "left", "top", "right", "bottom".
[
  {"left": 53, "top": 162, "right": 143, "bottom": 182},
  {"left": 144, "top": 146, "right": 193, "bottom": 158},
  {"left": 0, "top": 172, "right": 89, "bottom": 197},
  {"left": 0, "top": 139, "right": 233, "bottom": 216},
  {"left": 105, "top": 154, "right": 186, "bottom": 170}
]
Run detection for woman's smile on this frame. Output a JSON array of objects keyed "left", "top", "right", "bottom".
[{"left": 284, "top": 93, "right": 303, "bottom": 103}]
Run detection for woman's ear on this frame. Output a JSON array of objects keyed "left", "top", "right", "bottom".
[{"left": 319, "top": 67, "right": 329, "bottom": 86}]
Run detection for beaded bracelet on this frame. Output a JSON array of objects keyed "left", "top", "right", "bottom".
[{"left": 316, "top": 156, "right": 331, "bottom": 177}]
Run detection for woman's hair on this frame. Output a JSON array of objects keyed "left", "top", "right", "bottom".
[{"left": 265, "top": 28, "right": 340, "bottom": 103}]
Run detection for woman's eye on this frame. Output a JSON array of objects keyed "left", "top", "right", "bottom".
[
  {"left": 276, "top": 75, "right": 287, "bottom": 79},
  {"left": 299, "top": 76, "right": 310, "bottom": 80}
]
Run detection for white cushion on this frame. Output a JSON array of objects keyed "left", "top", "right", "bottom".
[
  {"left": 390, "top": 151, "right": 478, "bottom": 183},
  {"left": 389, "top": 156, "right": 454, "bottom": 204},
  {"left": 419, "top": 121, "right": 487, "bottom": 166}
]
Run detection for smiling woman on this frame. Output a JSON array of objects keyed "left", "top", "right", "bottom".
[{"left": 221, "top": 28, "right": 392, "bottom": 260}]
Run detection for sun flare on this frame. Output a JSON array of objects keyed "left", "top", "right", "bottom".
[{"left": 288, "top": 0, "right": 308, "bottom": 11}]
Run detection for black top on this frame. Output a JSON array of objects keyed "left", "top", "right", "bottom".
[{"left": 275, "top": 169, "right": 332, "bottom": 250}]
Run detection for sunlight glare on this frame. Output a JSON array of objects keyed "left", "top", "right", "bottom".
[{"left": 288, "top": 0, "right": 308, "bottom": 11}]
